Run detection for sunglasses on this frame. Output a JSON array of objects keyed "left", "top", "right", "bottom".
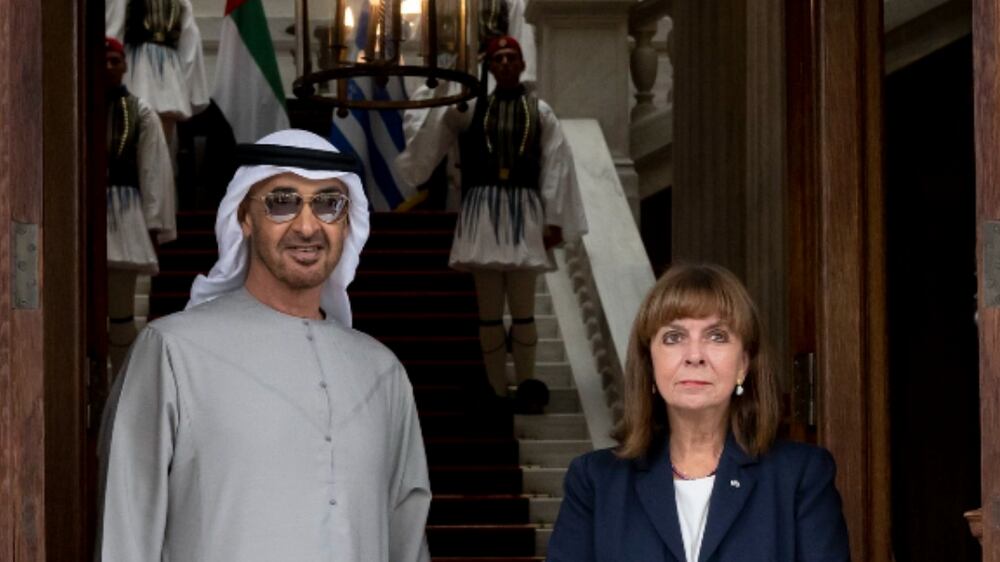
[{"left": 249, "top": 190, "right": 350, "bottom": 224}]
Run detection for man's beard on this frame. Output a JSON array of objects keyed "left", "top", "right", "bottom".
[{"left": 250, "top": 229, "right": 338, "bottom": 291}]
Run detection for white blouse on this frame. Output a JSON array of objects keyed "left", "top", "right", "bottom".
[{"left": 674, "top": 476, "right": 715, "bottom": 562}]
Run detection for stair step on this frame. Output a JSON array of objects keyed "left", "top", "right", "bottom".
[
  {"left": 355, "top": 313, "right": 480, "bottom": 337},
  {"left": 542, "top": 387, "right": 580, "bottom": 414},
  {"left": 157, "top": 248, "right": 218, "bottom": 272},
  {"left": 425, "top": 437, "right": 519, "bottom": 466},
  {"left": 174, "top": 211, "right": 216, "bottom": 231},
  {"left": 429, "top": 495, "right": 529, "bottom": 525},
  {"left": 430, "top": 466, "right": 522, "bottom": 495},
  {"left": 403, "top": 360, "right": 571, "bottom": 388},
  {"left": 353, "top": 313, "right": 561, "bottom": 339},
  {"left": 426, "top": 525, "right": 537, "bottom": 557},
  {"left": 535, "top": 528, "right": 553, "bottom": 557},
  {"left": 378, "top": 336, "right": 566, "bottom": 363},
  {"left": 359, "top": 248, "right": 453, "bottom": 269},
  {"left": 162, "top": 229, "right": 215, "bottom": 250},
  {"left": 369, "top": 211, "right": 457, "bottom": 230},
  {"left": 368, "top": 229, "right": 454, "bottom": 249},
  {"left": 150, "top": 271, "right": 200, "bottom": 293},
  {"left": 515, "top": 414, "right": 589, "bottom": 440},
  {"left": 349, "top": 291, "right": 479, "bottom": 314},
  {"left": 414, "top": 385, "right": 579, "bottom": 416},
  {"left": 413, "top": 385, "right": 473, "bottom": 411},
  {"left": 353, "top": 270, "right": 474, "bottom": 292},
  {"left": 528, "top": 497, "right": 562, "bottom": 525},
  {"left": 414, "top": 382, "right": 574, "bottom": 406},
  {"left": 420, "top": 411, "right": 513, "bottom": 438},
  {"left": 381, "top": 336, "right": 482, "bottom": 361},
  {"left": 517, "top": 362, "right": 571, "bottom": 387},
  {"left": 519, "top": 440, "right": 591, "bottom": 468},
  {"left": 403, "top": 360, "right": 486, "bottom": 386},
  {"left": 521, "top": 467, "right": 568, "bottom": 496}
]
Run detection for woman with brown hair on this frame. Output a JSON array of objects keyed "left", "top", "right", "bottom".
[{"left": 548, "top": 263, "right": 849, "bottom": 561}]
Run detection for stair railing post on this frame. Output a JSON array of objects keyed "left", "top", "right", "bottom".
[{"left": 629, "top": 18, "right": 658, "bottom": 122}]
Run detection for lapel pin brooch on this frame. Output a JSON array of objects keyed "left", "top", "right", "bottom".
[{"left": 730, "top": 479, "right": 741, "bottom": 488}]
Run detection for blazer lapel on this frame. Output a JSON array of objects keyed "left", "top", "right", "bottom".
[
  {"left": 634, "top": 443, "right": 687, "bottom": 562},
  {"left": 697, "top": 434, "right": 758, "bottom": 562}
]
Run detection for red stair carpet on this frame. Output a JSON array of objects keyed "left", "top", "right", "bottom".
[{"left": 150, "top": 210, "right": 547, "bottom": 562}]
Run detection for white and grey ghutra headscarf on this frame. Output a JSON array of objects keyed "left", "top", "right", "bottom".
[{"left": 186, "top": 128, "right": 370, "bottom": 326}]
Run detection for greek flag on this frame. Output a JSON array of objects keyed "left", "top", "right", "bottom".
[{"left": 329, "top": 1, "right": 415, "bottom": 211}]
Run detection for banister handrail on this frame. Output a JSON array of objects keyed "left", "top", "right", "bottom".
[{"left": 551, "top": 119, "right": 656, "bottom": 444}]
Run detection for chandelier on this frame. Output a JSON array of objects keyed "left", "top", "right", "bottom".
[{"left": 292, "top": 0, "right": 481, "bottom": 114}]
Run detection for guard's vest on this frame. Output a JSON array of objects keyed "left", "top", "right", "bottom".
[
  {"left": 125, "top": 0, "right": 183, "bottom": 48},
  {"left": 107, "top": 91, "right": 142, "bottom": 188},
  {"left": 459, "top": 88, "right": 542, "bottom": 194}
]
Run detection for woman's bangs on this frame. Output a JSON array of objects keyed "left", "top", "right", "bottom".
[{"left": 645, "top": 282, "right": 736, "bottom": 336}]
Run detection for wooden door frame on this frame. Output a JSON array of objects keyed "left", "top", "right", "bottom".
[
  {"left": 0, "top": 0, "right": 48, "bottom": 558},
  {"left": 786, "top": 1, "right": 892, "bottom": 560},
  {"left": 973, "top": 0, "right": 1000, "bottom": 559},
  {"left": 42, "top": 0, "right": 98, "bottom": 559},
  {"left": 1, "top": 0, "right": 93, "bottom": 559}
]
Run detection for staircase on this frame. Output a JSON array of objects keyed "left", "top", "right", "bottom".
[{"left": 141, "top": 210, "right": 591, "bottom": 560}]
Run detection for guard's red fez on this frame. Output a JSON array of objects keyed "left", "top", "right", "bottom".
[
  {"left": 486, "top": 35, "right": 523, "bottom": 60},
  {"left": 106, "top": 37, "right": 125, "bottom": 56}
]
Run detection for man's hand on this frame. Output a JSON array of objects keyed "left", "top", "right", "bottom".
[{"left": 543, "top": 225, "right": 563, "bottom": 249}]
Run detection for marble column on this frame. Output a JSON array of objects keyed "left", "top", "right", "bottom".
[{"left": 525, "top": 0, "right": 639, "bottom": 219}]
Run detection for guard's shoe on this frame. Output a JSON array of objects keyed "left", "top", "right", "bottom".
[{"left": 514, "top": 379, "right": 549, "bottom": 415}]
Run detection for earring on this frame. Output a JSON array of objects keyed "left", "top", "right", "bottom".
[
  {"left": 735, "top": 381, "right": 745, "bottom": 396},
  {"left": 652, "top": 384, "right": 657, "bottom": 395}
]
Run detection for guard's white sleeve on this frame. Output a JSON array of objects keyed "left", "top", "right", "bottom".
[
  {"left": 396, "top": 101, "right": 473, "bottom": 189},
  {"left": 96, "top": 327, "right": 184, "bottom": 562},
  {"left": 178, "top": 0, "right": 209, "bottom": 116},
  {"left": 136, "top": 98, "right": 177, "bottom": 243},
  {"left": 538, "top": 101, "right": 588, "bottom": 240},
  {"left": 388, "top": 363, "right": 432, "bottom": 562},
  {"left": 507, "top": 0, "right": 537, "bottom": 84},
  {"left": 105, "top": 0, "right": 125, "bottom": 41}
]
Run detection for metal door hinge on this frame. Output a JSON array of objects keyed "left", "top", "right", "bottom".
[
  {"left": 793, "top": 352, "right": 816, "bottom": 428},
  {"left": 12, "top": 222, "right": 39, "bottom": 309}
]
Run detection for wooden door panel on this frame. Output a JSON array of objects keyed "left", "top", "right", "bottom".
[
  {"left": 973, "top": 0, "right": 1000, "bottom": 558},
  {"left": 785, "top": 1, "right": 891, "bottom": 560},
  {"left": 0, "top": 0, "right": 46, "bottom": 558}
]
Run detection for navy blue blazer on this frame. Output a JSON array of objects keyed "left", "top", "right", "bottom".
[{"left": 547, "top": 435, "right": 850, "bottom": 562}]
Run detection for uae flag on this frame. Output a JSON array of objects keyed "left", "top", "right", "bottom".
[{"left": 213, "top": 0, "right": 289, "bottom": 143}]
